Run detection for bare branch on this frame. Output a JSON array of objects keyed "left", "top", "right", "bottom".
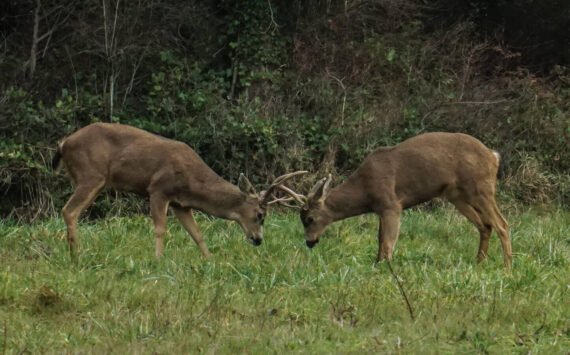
[
  {"left": 65, "top": 45, "right": 78, "bottom": 104},
  {"left": 122, "top": 48, "right": 147, "bottom": 108},
  {"left": 110, "top": 0, "right": 121, "bottom": 55},
  {"left": 228, "top": 57, "right": 239, "bottom": 100},
  {"left": 40, "top": 5, "right": 73, "bottom": 59},
  {"left": 386, "top": 261, "right": 415, "bottom": 321},
  {"left": 28, "top": 0, "right": 41, "bottom": 79},
  {"left": 109, "top": 73, "right": 115, "bottom": 120},
  {"left": 326, "top": 68, "right": 347, "bottom": 125},
  {"left": 449, "top": 99, "right": 509, "bottom": 105},
  {"left": 103, "top": 0, "right": 109, "bottom": 57},
  {"left": 265, "top": 0, "right": 280, "bottom": 33}
]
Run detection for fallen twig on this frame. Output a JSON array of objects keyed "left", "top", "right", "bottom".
[{"left": 386, "top": 261, "right": 415, "bottom": 321}]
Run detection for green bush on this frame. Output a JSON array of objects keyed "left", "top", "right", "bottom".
[{"left": 0, "top": 0, "right": 568, "bottom": 219}]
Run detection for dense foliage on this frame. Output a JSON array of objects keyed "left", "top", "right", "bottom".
[{"left": 1, "top": 0, "right": 568, "bottom": 218}]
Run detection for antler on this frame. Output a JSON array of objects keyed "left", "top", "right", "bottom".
[
  {"left": 307, "top": 174, "right": 332, "bottom": 202},
  {"left": 277, "top": 184, "right": 307, "bottom": 204},
  {"left": 261, "top": 171, "right": 308, "bottom": 207}
]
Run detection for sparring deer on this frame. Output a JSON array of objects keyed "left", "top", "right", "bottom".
[
  {"left": 52, "top": 122, "right": 306, "bottom": 258},
  {"left": 285, "top": 132, "right": 512, "bottom": 267}
]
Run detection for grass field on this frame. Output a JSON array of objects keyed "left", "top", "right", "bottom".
[{"left": 1, "top": 206, "right": 568, "bottom": 353}]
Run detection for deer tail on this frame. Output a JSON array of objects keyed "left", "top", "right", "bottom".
[
  {"left": 490, "top": 149, "right": 504, "bottom": 179},
  {"left": 492, "top": 150, "right": 500, "bottom": 163}
]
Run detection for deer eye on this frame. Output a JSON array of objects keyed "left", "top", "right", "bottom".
[
  {"left": 256, "top": 212, "right": 265, "bottom": 224},
  {"left": 306, "top": 216, "right": 314, "bottom": 225}
]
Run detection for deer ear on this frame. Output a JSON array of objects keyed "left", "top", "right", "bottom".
[
  {"left": 238, "top": 173, "right": 257, "bottom": 196},
  {"left": 307, "top": 174, "right": 332, "bottom": 204}
]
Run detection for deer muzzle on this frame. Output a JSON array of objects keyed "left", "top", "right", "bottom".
[
  {"left": 306, "top": 239, "right": 319, "bottom": 248},
  {"left": 248, "top": 235, "right": 263, "bottom": 246}
]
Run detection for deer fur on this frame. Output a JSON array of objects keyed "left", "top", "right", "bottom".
[
  {"left": 53, "top": 122, "right": 303, "bottom": 258},
  {"left": 299, "top": 132, "right": 513, "bottom": 267}
]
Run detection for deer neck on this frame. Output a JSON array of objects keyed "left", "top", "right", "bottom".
[
  {"left": 191, "top": 177, "right": 246, "bottom": 220},
  {"left": 325, "top": 178, "right": 370, "bottom": 221}
]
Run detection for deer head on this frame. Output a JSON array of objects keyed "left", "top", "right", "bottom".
[
  {"left": 235, "top": 171, "right": 308, "bottom": 246},
  {"left": 234, "top": 174, "right": 266, "bottom": 245},
  {"left": 268, "top": 173, "right": 336, "bottom": 248},
  {"left": 299, "top": 174, "right": 333, "bottom": 247}
]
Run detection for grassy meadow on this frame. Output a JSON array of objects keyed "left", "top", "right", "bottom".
[{"left": 0, "top": 206, "right": 568, "bottom": 353}]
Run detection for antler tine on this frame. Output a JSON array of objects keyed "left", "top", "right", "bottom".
[
  {"left": 277, "top": 184, "right": 307, "bottom": 204},
  {"left": 267, "top": 196, "right": 301, "bottom": 208},
  {"left": 267, "top": 196, "right": 295, "bottom": 205},
  {"left": 261, "top": 170, "right": 308, "bottom": 206},
  {"left": 270, "top": 171, "right": 308, "bottom": 188}
]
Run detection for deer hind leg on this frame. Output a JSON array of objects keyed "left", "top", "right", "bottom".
[
  {"left": 493, "top": 204, "right": 512, "bottom": 266},
  {"left": 377, "top": 209, "right": 402, "bottom": 262},
  {"left": 62, "top": 178, "right": 105, "bottom": 256},
  {"left": 150, "top": 194, "right": 169, "bottom": 258},
  {"left": 172, "top": 207, "right": 211, "bottom": 258},
  {"left": 473, "top": 197, "right": 512, "bottom": 268},
  {"left": 450, "top": 200, "right": 492, "bottom": 263}
]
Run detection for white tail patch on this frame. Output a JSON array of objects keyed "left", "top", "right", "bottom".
[{"left": 492, "top": 150, "right": 500, "bottom": 163}]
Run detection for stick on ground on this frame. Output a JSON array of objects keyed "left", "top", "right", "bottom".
[{"left": 386, "top": 261, "right": 415, "bottom": 321}]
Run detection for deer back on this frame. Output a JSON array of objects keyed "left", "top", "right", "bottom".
[
  {"left": 355, "top": 132, "right": 499, "bottom": 209},
  {"left": 60, "top": 123, "right": 221, "bottom": 197}
]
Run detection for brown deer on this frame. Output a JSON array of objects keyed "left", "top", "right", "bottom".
[
  {"left": 288, "top": 132, "right": 512, "bottom": 267},
  {"left": 52, "top": 122, "right": 306, "bottom": 258}
]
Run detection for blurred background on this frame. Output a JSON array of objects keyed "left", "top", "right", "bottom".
[{"left": 1, "top": 0, "right": 568, "bottom": 219}]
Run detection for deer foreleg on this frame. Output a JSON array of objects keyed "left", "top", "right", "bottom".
[
  {"left": 150, "top": 194, "right": 169, "bottom": 258},
  {"left": 377, "top": 209, "right": 402, "bottom": 262},
  {"left": 376, "top": 221, "right": 383, "bottom": 262},
  {"left": 172, "top": 207, "right": 211, "bottom": 258}
]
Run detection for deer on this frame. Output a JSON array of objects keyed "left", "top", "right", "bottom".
[
  {"left": 282, "top": 132, "right": 513, "bottom": 267},
  {"left": 52, "top": 122, "right": 306, "bottom": 258}
]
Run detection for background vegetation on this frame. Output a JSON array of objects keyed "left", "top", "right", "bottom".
[
  {"left": 1, "top": 209, "right": 568, "bottom": 353},
  {"left": 1, "top": 0, "right": 569, "bottom": 218},
  {"left": 1, "top": 2, "right": 568, "bottom": 352}
]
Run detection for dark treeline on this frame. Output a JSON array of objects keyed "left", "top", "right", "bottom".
[{"left": 1, "top": 0, "right": 568, "bottom": 218}]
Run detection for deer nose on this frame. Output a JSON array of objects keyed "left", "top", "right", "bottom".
[
  {"left": 306, "top": 240, "right": 318, "bottom": 248},
  {"left": 252, "top": 237, "right": 262, "bottom": 246}
]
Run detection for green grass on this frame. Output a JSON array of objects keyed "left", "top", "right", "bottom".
[{"left": 1, "top": 206, "right": 568, "bottom": 353}]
